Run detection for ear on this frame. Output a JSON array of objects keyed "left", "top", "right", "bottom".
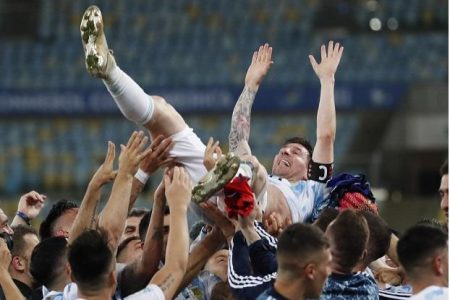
[
  {"left": 305, "top": 263, "right": 316, "bottom": 280},
  {"left": 11, "top": 256, "right": 25, "bottom": 272},
  {"left": 360, "top": 249, "right": 368, "bottom": 263},
  {"left": 433, "top": 254, "right": 444, "bottom": 276}
]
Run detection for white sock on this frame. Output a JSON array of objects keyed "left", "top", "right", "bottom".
[{"left": 103, "top": 66, "right": 154, "bottom": 125}]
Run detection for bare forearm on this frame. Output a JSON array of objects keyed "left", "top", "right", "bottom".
[
  {"left": 150, "top": 207, "right": 189, "bottom": 299},
  {"left": 99, "top": 173, "right": 133, "bottom": 250},
  {"left": 140, "top": 198, "right": 165, "bottom": 275},
  {"left": 177, "top": 228, "right": 225, "bottom": 294},
  {"left": 69, "top": 182, "right": 102, "bottom": 244},
  {"left": 128, "top": 178, "right": 145, "bottom": 213},
  {"left": 121, "top": 198, "right": 165, "bottom": 298},
  {"left": 229, "top": 86, "right": 258, "bottom": 153},
  {"left": 313, "top": 78, "right": 336, "bottom": 163},
  {"left": 0, "top": 270, "right": 25, "bottom": 300}
]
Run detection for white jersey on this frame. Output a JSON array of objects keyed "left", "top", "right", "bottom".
[
  {"left": 409, "top": 286, "right": 448, "bottom": 300},
  {"left": 267, "top": 175, "right": 329, "bottom": 223},
  {"left": 124, "top": 284, "right": 165, "bottom": 300}
]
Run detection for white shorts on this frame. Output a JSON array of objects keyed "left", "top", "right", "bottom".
[{"left": 169, "top": 126, "right": 207, "bottom": 184}]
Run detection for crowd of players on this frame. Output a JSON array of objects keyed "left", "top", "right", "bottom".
[{"left": 0, "top": 5, "right": 448, "bottom": 300}]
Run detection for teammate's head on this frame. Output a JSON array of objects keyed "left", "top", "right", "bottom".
[
  {"left": 30, "top": 236, "right": 68, "bottom": 289},
  {"left": 313, "top": 207, "right": 339, "bottom": 232},
  {"left": 325, "top": 209, "right": 369, "bottom": 273},
  {"left": 397, "top": 224, "right": 448, "bottom": 287},
  {"left": 272, "top": 137, "right": 313, "bottom": 182},
  {"left": 39, "top": 199, "right": 78, "bottom": 240},
  {"left": 121, "top": 208, "right": 149, "bottom": 243},
  {"left": 359, "top": 211, "right": 391, "bottom": 267},
  {"left": 276, "top": 223, "right": 331, "bottom": 299},
  {"left": 68, "top": 229, "right": 116, "bottom": 296},
  {"left": 439, "top": 160, "right": 448, "bottom": 221},
  {"left": 9, "top": 225, "right": 39, "bottom": 286}
]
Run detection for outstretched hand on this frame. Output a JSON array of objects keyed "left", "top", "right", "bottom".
[
  {"left": 140, "top": 135, "right": 175, "bottom": 175},
  {"left": 118, "top": 131, "right": 152, "bottom": 176},
  {"left": 245, "top": 43, "right": 273, "bottom": 90},
  {"left": 91, "top": 141, "right": 118, "bottom": 188},
  {"left": 164, "top": 166, "right": 192, "bottom": 211},
  {"left": 309, "top": 41, "right": 344, "bottom": 82}
]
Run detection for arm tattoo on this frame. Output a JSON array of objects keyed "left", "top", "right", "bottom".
[
  {"left": 159, "top": 273, "right": 176, "bottom": 292},
  {"left": 229, "top": 86, "right": 257, "bottom": 152}
]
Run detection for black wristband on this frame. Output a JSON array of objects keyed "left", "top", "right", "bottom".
[
  {"left": 308, "top": 161, "right": 333, "bottom": 183},
  {"left": 17, "top": 211, "right": 31, "bottom": 225}
]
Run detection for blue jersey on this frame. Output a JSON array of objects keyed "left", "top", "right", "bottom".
[
  {"left": 228, "top": 222, "right": 278, "bottom": 300},
  {"left": 321, "top": 272, "right": 379, "bottom": 300}
]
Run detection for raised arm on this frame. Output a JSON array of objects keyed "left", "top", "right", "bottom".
[
  {"left": 150, "top": 166, "right": 192, "bottom": 300},
  {"left": 120, "top": 180, "right": 167, "bottom": 297},
  {"left": 11, "top": 191, "right": 46, "bottom": 227},
  {"left": 229, "top": 43, "right": 273, "bottom": 155},
  {"left": 0, "top": 239, "right": 25, "bottom": 300},
  {"left": 98, "top": 131, "right": 151, "bottom": 251},
  {"left": 308, "top": 41, "right": 343, "bottom": 164},
  {"left": 69, "top": 141, "right": 117, "bottom": 244},
  {"left": 128, "top": 135, "right": 174, "bottom": 212}
]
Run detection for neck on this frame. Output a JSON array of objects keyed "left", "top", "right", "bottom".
[
  {"left": 10, "top": 271, "right": 32, "bottom": 289},
  {"left": 274, "top": 277, "right": 305, "bottom": 300},
  {"left": 49, "top": 275, "right": 71, "bottom": 292},
  {"left": 331, "top": 260, "right": 352, "bottom": 275},
  {"left": 353, "top": 261, "right": 367, "bottom": 273},
  {"left": 78, "top": 287, "right": 112, "bottom": 300},
  {"left": 410, "top": 276, "right": 447, "bottom": 295}
]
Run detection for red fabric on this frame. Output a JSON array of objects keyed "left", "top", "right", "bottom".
[
  {"left": 223, "top": 175, "right": 255, "bottom": 218},
  {"left": 339, "top": 192, "right": 378, "bottom": 214}
]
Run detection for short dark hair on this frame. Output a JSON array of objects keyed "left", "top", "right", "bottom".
[
  {"left": 30, "top": 237, "right": 68, "bottom": 288},
  {"left": 128, "top": 208, "right": 149, "bottom": 218},
  {"left": 397, "top": 224, "right": 448, "bottom": 279},
  {"left": 284, "top": 137, "right": 313, "bottom": 159},
  {"left": 360, "top": 211, "right": 391, "bottom": 265},
  {"left": 68, "top": 229, "right": 113, "bottom": 292},
  {"left": 39, "top": 199, "right": 78, "bottom": 240},
  {"left": 138, "top": 206, "right": 170, "bottom": 242},
  {"left": 416, "top": 218, "right": 446, "bottom": 232},
  {"left": 277, "top": 223, "right": 329, "bottom": 277},
  {"left": 313, "top": 208, "right": 339, "bottom": 232},
  {"left": 10, "top": 225, "right": 38, "bottom": 258},
  {"left": 440, "top": 160, "right": 448, "bottom": 176},
  {"left": 327, "top": 209, "right": 369, "bottom": 272}
]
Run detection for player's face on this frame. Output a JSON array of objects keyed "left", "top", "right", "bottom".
[{"left": 272, "top": 143, "right": 310, "bottom": 182}]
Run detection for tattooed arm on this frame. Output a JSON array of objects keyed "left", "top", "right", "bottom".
[
  {"left": 228, "top": 43, "right": 273, "bottom": 155},
  {"left": 120, "top": 181, "right": 167, "bottom": 297},
  {"left": 149, "top": 167, "right": 192, "bottom": 299}
]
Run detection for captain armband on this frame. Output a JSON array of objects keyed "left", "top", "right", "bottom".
[{"left": 308, "top": 161, "right": 333, "bottom": 183}]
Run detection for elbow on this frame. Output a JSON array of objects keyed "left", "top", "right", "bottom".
[{"left": 316, "top": 131, "right": 335, "bottom": 144}]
